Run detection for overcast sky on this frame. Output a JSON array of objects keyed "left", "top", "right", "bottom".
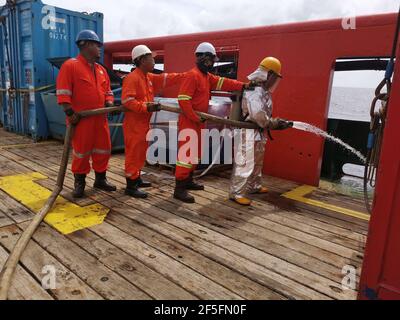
[
  {"left": 1, "top": 0, "right": 399, "bottom": 87},
  {"left": 1, "top": 0, "right": 398, "bottom": 41}
]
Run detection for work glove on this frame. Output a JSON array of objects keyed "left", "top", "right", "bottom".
[
  {"left": 147, "top": 102, "right": 162, "bottom": 113},
  {"left": 64, "top": 108, "right": 81, "bottom": 125},
  {"left": 243, "top": 81, "right": 259, "bottom": 91},
  {"left": 268, "top": 118, "right": 294, "bottom": 131}
]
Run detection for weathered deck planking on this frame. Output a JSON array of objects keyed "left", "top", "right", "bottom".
[
  {"left": 0, "top": 239, "right": 53, "bottom": 300},
  {"left": 0, "top": 129, "right": 370, "bottom": 300},
  {"left": 0, "top": 225, "right": 103, "bottom": 300}
]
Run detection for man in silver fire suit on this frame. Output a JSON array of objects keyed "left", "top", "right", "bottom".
[{"left": 230, "top": 57, "right": 293, "bottom": 206}]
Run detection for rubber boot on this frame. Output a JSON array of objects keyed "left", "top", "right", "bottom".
[
  {"left": 73, "top": 174, "right": 86, "bottom": 199},
  {"left": 125, "top": 178, "right": 148, "bottom": 199},
  {"left": 231, "top": 195, "right": 252, "bottom": 206},
  {"left": 256, "top": 187, "right": 269, "bottom": 194},
  {"left": 186, "top": 173, "right": 205, "bottom": 191},
  {"left": 138, "top": 177, "right": 152, "bottom": 188},
  {"left": 250, "top": 187, "right": 269, "bottom": 195},
  {"left": 174, "top": 179, "right": 195, "bottom": 203},
  {"left": 94, "top": 172, "right": 117, "bottom": 192}
]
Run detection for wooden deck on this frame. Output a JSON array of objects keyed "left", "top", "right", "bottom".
[{"left": 0, "top": 128, "right": 369, "bottom": 300}]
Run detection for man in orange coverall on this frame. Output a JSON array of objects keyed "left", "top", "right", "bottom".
[
  {"left": 57, "top": 30, "right": 116, "bottom": 199},
  {"left": 122, "top": 45, "right": 184, "bottom": 198},
  {"left": 174, "top": 42, "right": 255, "bottom": 203}
]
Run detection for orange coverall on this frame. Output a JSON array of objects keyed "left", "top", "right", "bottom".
[
  {"left": 57, "top": 54, "right": 114, "bottom": 175},
  {"left": 122, "top": 69, "right": 184, "bottom": 181},
  {"left": 176, "top": 67, "right": 244, "bottom": 180}
]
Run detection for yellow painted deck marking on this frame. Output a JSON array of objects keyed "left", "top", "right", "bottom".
[
  {"left": 282, "top": 185, "right": 370, "bottom": 221},
  {"left": 0, "top": 172, "right": 109, "bottom": 235}
]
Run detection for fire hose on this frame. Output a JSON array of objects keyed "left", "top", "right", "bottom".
[
  {"left": 159, "top": 103, "right": 259, "bottom": 129},
  {"left": 0, "top": 104, "right": 261, "bottom": 300},
  {"left": 0, "top": 105, "right": 123, "bottom": 300},
  {"left": 159, "top": 103, "right": 264, "bottom": 178}
]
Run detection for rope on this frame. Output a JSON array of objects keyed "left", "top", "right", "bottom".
[
  {"left": 363, "top": 5, "right": 400, "bottom": 214},
  {"left": 0, "top": 84, "right": 55, "bottom": 93},
  {"left": 364, "top": 102, "right": 386, "bottom": 214}
]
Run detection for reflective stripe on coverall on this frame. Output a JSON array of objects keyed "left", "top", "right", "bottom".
[
  {"left": 176, "top": 67, "right": 244, "bottom": 181},
  {"left": 56, "top": 54, "right": 114, "bottom": 174},
  {"left": 122, "top": 69, "right": 185, "bottom": 180}
]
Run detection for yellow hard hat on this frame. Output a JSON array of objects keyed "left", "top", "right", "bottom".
[{"left": 260, "top": 57, "right": 282, "bottom": 77}]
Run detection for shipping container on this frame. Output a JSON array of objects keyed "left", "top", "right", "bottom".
[
  {"left": 0, "top": 0, "right": 103, "bottom": 139},
  {"left": 0, "top": 25, "right": 5, "bottom": 122}
]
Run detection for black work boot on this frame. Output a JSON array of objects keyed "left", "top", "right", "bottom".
[
  {"left": 125, "top": 178, "right": 148, "bottom": 199},
  {"left": 94, "top": 172, "right": 117, "bottom": 192},
  {"left": 138, "top": 177, "right": 152, "bottom": 188},
  {"left": 186, "top": 173, "right": 205, "bottom": 191},
  {"left": 73, "top": 174, "right": 86, "bottom": 199},
  {"left": 174, "top": 179, "right": 195, "bottom": 203}
]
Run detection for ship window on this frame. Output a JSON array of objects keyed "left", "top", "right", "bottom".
[{"left": 212, "top": 47, "right": 239, "bottom": 80}]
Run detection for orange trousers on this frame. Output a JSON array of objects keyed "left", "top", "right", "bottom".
[
  {"left": 71, "top": 115, "right": 111, "bottom": 175},
  {"left": 175, "top": 117, "right": 204, "bottom": 181},
  {"left": 123, "top": 119, "right": 150, "bottom": 181}
]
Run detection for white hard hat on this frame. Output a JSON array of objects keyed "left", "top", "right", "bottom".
[
  {"left": 132, "top": 45, "right": 153, "bottom": 62},
  {"left": 195, "top": 42, "right": 217, "bottom": 57}
]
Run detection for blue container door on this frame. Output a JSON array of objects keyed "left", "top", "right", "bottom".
[
  {"left": 31, "top": 2, "right": 104, "bottom": 139},
  {"left": 0, "top": 0, "right": 103, "bottom": 140},
  {"left": 19, "top": 1, "right": 40, "bottom": 138},
  {"left": 0, "top": 0, "right": 47, "bottom": 138},
  {"left": 0, "top": 24, "right": 5, "bottom": 126},
  {"left": 1, "top": 6, "right": 19, "bottom": 133}
]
